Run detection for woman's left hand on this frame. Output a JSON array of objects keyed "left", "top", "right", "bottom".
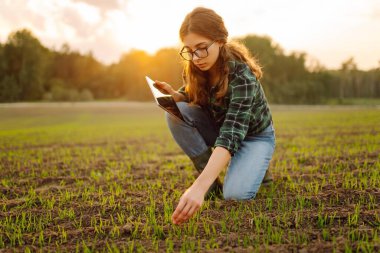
[{"left": 171, "top": 184, "right": 206, "bottom": 225}]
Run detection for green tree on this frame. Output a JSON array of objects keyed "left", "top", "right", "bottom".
[
  {"left": 0, "top": 75, "right": 21, "bottom": 102},
  {"left": 339, "top": 57, "right": 357, "bottom": 100},
  {"left": 47, "top": 44, "right": 104, "bottom": 98},
  {"left": 1, "top": 28, "right": 378, "bottom": 103},
  {"left": 0, "top": 43, "right": 4, "bottom": 78},
  {"left": 239, "top": 35, "right": 316, "bottom": 104},
  {"left": 2, "top": 29, "right": 50, "bottom": 101}
]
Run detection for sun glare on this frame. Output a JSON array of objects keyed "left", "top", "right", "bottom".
[
  {"left": 0, "top": 0, "right": 378, "bottom": 68},
  {"left": 109, "top": 0, "right": 196, "bottom": 55}
]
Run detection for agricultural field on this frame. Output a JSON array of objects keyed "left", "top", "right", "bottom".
[{"left": 0, "top": 102, "right": 379, "bottom": 252}]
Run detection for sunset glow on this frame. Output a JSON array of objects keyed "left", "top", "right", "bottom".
[{"left": 0, "top": 0, "right": 379, "bottom": 69}]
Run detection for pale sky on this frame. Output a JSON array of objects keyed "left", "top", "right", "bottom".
[{"left": 1, "top": 0, "right": 379, "bottom": 70}]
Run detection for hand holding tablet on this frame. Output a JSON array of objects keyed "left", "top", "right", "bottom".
[{"left": 146, "top": 76, "right": 185, "bottom": 122}]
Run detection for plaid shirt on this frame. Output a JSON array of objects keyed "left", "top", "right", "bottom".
[{"left": 178, "top": 60, "right": 273, "bottom": 156}]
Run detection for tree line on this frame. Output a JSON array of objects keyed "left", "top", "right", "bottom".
[{"left": 1, "top": 29, "right": 379, "bottom": 104}]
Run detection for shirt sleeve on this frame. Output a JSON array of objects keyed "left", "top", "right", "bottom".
[
  {"left": 214, "top": 66, "right": 257, "bottom": 156},
  {"left": 177, "top": 85, "right": 190, "bottom": 102}
]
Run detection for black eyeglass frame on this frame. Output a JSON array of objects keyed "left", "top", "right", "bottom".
[{"left": 179, "top": 41, "right": 216, "bottom": 61}]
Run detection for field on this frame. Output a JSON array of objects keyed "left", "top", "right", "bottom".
[{"left": 0, "top": 102, "right": 379, "bottom": 252}]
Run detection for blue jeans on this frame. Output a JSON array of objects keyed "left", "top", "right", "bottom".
[{"left": 165, "top": 102, "right": 276, "bottom": 200}]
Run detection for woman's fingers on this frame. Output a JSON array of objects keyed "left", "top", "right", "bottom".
[
  {"left": 174, "top": 202, "right": 192, "bottom": 224},
  {"left": 172, "top": 198, "right": 201, "bottom": 224},
  {"left": 153, "top": 81, "right": 163, "bottom": 89},
  {"left": 154, "top": 80, "right": 172, "bottom": 95},
  {"left": 177, "top": 204, "right": 199, "bottom": 224},
  {"left": 171, "top": 198, "right": 186, "bottom": 223},
  {"left": 172, "top": 186, "right": 204, "bottom": 225},
  {"left": 153, "top": 80, "right": 165, "bottom": 89},
  {"left": 153, "top": 82, "right": 166, "bottom": 93},
  {"left": 185, "top": 205, "right": 199, "bottom": 220}
]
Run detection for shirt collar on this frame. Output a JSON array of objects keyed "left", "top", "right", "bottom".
[
  {"left": 227, "top": 60, "right": 244, "bottom": 76},
  {"left": 227, "top": 60, "right": 236, "bottom": 74}
]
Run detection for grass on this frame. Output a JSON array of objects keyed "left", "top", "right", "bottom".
[{"left": 0, "top": 102, "right": 379, "bottom": 252}]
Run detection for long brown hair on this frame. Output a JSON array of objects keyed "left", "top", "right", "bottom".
[{"left": 179, "top": 7, "right": 262, "bottom": 106}]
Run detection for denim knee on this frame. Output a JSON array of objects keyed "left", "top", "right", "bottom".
[
  {"left": 223, "top": 185, "right": 257, "bottom": 200},
  {"left": 176, "top": 101, "right": 191, "bottom": 112},
  {"left": 176, "top": 102, "right": 198, "bottom": 126},
  {"left": 165, "top": 111, "right": 177, "bottom": 128}
]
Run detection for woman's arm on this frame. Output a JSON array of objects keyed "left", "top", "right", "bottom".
[
  {"left": 192, "top": 146, "right": 231, "bottom": 192},
  {"left": 171, "top": 146, "right": 231, "bottom": 225}
]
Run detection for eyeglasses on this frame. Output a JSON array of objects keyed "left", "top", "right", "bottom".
[{"left": 179, "top": 41, "right": 216, "bottom": 61}]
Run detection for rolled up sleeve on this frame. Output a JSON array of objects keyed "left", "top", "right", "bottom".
[
  {"left": 214, "top": 72, "right": 256, "bottom": 156},
  {"left": 177, "top": 85, "right": 190, "bottom": 102}
]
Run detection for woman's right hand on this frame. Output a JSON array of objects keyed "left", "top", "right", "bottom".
[{"left": 153, "top": 80, "right": 174, "bottom": 95}]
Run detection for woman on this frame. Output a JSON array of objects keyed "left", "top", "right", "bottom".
[{"left": 154, "top": 7, "right": 276, "bottom": 225}]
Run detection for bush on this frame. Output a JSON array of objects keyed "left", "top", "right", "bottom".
[
  {"left": 42, "top": 92, "right": 53, "bottom": 101},
  {"left": 43, "top": 85, "right": 94, "bottom": 102},
  {"left": 79, "top": 89, "right": 94, "bottom": 101}
]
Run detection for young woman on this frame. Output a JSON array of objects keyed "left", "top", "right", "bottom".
[{"left": 154, "top": 7, "right": 276, "bottom": 225}]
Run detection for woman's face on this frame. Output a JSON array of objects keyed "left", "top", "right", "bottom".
[{"left": 181, "top": 33, "right": 221, "bottom": 72}]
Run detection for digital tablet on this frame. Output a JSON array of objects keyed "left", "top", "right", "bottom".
[{"left": 145, "top": 76, "right": 185, "bottom": 122}]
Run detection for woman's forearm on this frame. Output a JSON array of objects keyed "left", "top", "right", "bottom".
[{"left": 193, "top": 146, "right": 231, "bottom": 193}]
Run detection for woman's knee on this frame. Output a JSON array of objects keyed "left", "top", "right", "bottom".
[
  {"left": 223, "top": 185, "right": 257, "bottom": 200},
  {"left": 176, "top": 101, "right": 190, "bottom": 111},
  {"left": 165, "top": 102, "right": 189, "bottom": 125},
  {"left": 165, "top": 111, "right": 176, "bottom": 126}
]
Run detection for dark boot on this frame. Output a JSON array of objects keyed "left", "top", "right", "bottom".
[
  {"left": 190, "top": 148, "right": 224, "bottom": 200},
  {"left": 262, "top": 168, "right": 274, "bottom": 185}
]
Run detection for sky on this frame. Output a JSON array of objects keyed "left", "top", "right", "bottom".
[{"left": 0, "top": 0, "right": 379, "bottom": 70}]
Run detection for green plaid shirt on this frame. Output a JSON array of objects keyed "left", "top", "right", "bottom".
[{"left": 178, "top": 60, "right": 273, "bottom": 156}]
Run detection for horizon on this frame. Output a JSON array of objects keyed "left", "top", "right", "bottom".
[{"left": 1, "top": 0, "right": 380, "bottom": 70}]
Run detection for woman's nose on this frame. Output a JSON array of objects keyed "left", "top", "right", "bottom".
[{"left": 192, "top": 53, "right": 200, "bottom": 61}]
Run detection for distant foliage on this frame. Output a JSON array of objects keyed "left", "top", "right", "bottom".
[{"left": 0, "top": 29, "right": 379, "bottom": 104}]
